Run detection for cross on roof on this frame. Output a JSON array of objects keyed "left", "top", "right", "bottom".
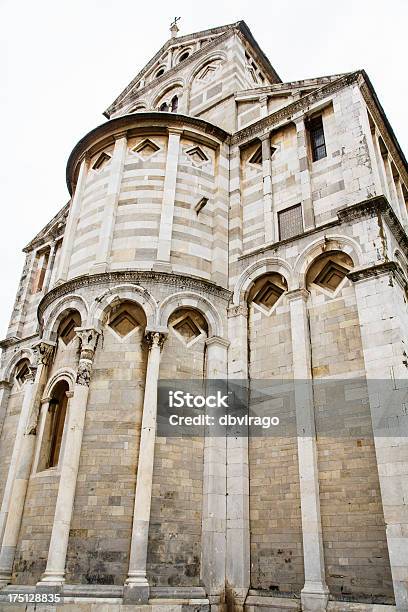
[{"left": 171, "top": 16, "right": 181, "bottom": 27}]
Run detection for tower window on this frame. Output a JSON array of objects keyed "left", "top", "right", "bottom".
[
  {"left": 308, "top": 115, "right": 327, "bottom": 162},
  {"left": 278, "top": 204, "right": 303, "bottom": 240}
]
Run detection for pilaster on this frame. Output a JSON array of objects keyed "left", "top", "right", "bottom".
[
  {"left": 201, "top": 337, "right": 229, "bottom": 610},
  {"left": 350, "top": 265, "right": 408, "bottom": 610},
  {"left": 155, "top": 128, "right": 182, "bottom": 268},
  {"left": 92, "top": 132, "right": 128, "bottom": 273},
  {"left": 294, "top": 116, "right": 315, "bottom": 231},
  {"left": 287, "top": 288, "right": 329, "bottom": 611},
  {"left": 260, "top": 133, "right": 275, "bottom": 244},
  {"left": 226, "top": 305, "right": 250, "bottom": 611}
]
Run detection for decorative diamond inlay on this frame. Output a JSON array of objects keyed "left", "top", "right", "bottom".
[
  {"left": 314, "top": 260, "right": 349, "bottom": 292},
  {"left": 59, "top": 313, "right": 81, "bottom": 345},
  {"left": 173, "top": 315, "right": 202, "bottom": 345},
  {"left": 109, "top": 311, "right": 139, "bottom": 338},
  {"left": 253, "top": 281, "right": 284, "bottom": 311},
  {"left": 132, "top": 139, "right": 160, "bottom": 160},
  {"left": 186, "top": 146, "right": 209, "bottom": 166},
  {"left": 249, "top": 146, "right": 262, "bottom": 165},
  {"left": 92, "top": 152, "right": 111, "bottom": 171}
]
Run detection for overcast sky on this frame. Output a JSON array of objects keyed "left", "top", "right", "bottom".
[{"left": 0, "top": 0, "right": 407, "bottom": 338}]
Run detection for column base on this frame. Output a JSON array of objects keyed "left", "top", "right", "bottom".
[
  {"left": 123, "top": 575, "right": 150, "bottom": 604},
  {"left": 152, "top": 261, "right": 173, "bottom": 273},
  {"left": 301, "top": 582, "right": 329, "bottom": 611},
  {"left": 0, "top": 576, "right": 11, "bottom": 589},
  {"left": 91, "top": 262, "right": 109, "bottom": 274},
  {"left": 37, "top": 570, "right": 65, "bottom": 590}
]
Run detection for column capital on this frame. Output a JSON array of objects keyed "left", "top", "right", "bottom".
[
  {"left": 167, "top": 127, "right": 183, "bottom": 136},
  {"left": 228, "top": 303, "right": 248, "bottom": 318},
  {"left": 32, "top": 340, "right": 56, "bottom": 366},
  {"left": 65, "top": 391, "right": 74, "bottom": 399},
  {"left": 259, "top": 94, "right": 268, "bottom": 105},
  {"left": 286, "top": 288, "right": 310, "bottom": 303},
  {"left": 75, "top": 327, "right": 100, "bottom": 355},
  {"left": 0, "top": 379, "right": 12, "bottom": 390},
  {"left": 205, "top": 336, "right": 230, "bottom": 349},
  {"left": 144, "top": 329, "right": 167, "bottom": 350},
  {"left": 293, "top": 114, "right": 306, "bottom": 127},
  {"left": 259, "top": 131, "right": 271, "bottom": 142},
  {"left": 114, "top": 130, "right": 128, "bottom": 141},
  {"left": 78, "top": 151, "right": 91, "bottom": 165}
]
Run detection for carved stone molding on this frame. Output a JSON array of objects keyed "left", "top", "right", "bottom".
[
  {"left": 227, "top": 303, "right": 248, "bottom": 318},
  {"left": 286, "top": 288, "right": 310, "bottom": 302},
  {"left": 338, "top": 196, "right": 408, "bottom": 255},
  {"left": 348, "top": 261, "right": 407, "bottom": 289},
  {"left": 38, "top": 271, "right": 231, "bottom": 324},
  {"left": 231, "top": 71, "right": 360, "bottom": 145}
]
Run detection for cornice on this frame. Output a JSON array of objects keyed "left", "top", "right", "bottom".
[
  {"left": 338, "top": 196, "right": 408, "bottom": 255},
  {"left": 348, "top": 261, "right": 406, "bottom": 287},
  {"left": 230, "top": 71, "right": 360, "bottom": 145},
  {"left": 38, "top": 270, "right": 232, "bottom": 324}
]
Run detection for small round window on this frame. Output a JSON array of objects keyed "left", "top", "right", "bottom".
[
  {"left": 178, "top": 52, "right": 189, "bottom": 63},
  {"left": 155, "top": 68, "right": 165, "bottom": 78}
]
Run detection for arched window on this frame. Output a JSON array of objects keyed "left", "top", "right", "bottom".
[
  {"left": 159, "top": 102, "right": 169, "bottom": 112},
  {"left": 171, "top": 95, "right": 178, "bottom": 113},
  {"left": 155, "top": 67, "right": 165, "bottom": 78},
  {"left": 37, "top": 380, "right": 69, "bottom": 471}
]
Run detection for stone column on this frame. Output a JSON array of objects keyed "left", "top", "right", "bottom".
[
  {"left": 259, "top": 94, "right": 268, "bottom": 119},
  {"left": 0, "top": 381, "right": 11, "bottom": 452},
  {"left": 92, "top": 132, "right": 128, "bottom": 273},
  {"left": 41, "top": 240, "right": 58, "bottom": 295},
  {"left": 38, "top": 328, "right": 99, "bottom": 587},
  {"left": 371, "top": 129, "right": 391, "bottom": 202},
  {"left": 260, "top": 133, "right": 275, "bottom": 244},
  {"left": 56, "top": 154, "right": 90, "bottom": 284},
  {"left": 124, "top": 330, "right": 167, "bottom": 604},
  {"left": 0, "top": 370, "right": 36, "bottom": 544},
  {"left": 212, "top": 143, "right": 229, "bottom": 286},
  {"left": 155, "top": 128, "right": 182, "bottom": 269},
  {"left": 0, "top": 342, "right": 55, "bottom": 587},
  {"left": 287, "top": 289, "right": 329, "bottom": 611},
  {"left": 226, "top": 305, "right": 250, "bottom": 610},
  {"left": 294, "top": 116, "right": 315, "bottom": 231},
  {"left": 201, "top": 336, "right": 229, "bottom": 610},
  {"left": 382, "top": 153, "right": 399, "bottom": 218},
  {"left": 229, "top": 148, "right": 243, "bottom": 261},
  {"left": 396, "top": 178, "right": 408, "bottom": 230},
  {"left": 350, "top": 265, "right": 408, "bottom": 610}
]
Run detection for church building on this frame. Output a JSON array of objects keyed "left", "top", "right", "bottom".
[{"left": 0, "top": 20, "right": 407, "bottom": 612}]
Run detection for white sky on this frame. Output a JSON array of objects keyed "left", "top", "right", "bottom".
[{"left": 0, "top": 0, "right": 407, "bottom": 338}]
